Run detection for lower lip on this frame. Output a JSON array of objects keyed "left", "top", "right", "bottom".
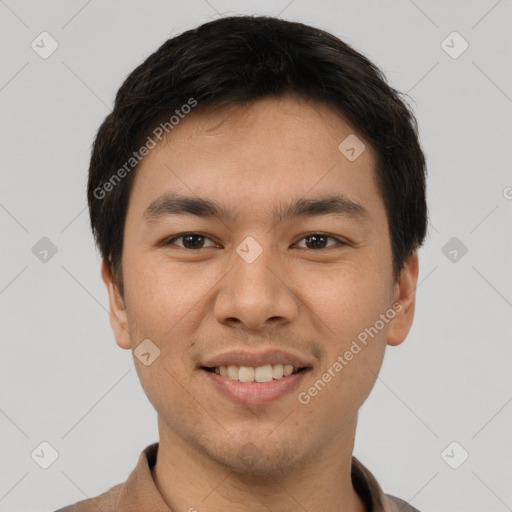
[{"left": 202, "top": 368, "right": 310, "bottom": 405}]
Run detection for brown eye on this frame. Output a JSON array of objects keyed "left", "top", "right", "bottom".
[
  {"left": 295, "top": 233, "right": 345, "bottom": 250},
  {"left": 166, "top": 233, "right": 217, "bottom": 249}
]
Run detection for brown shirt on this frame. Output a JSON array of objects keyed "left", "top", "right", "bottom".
[{"left": 54, "top": 443, "right": 420, "bottom": 512}]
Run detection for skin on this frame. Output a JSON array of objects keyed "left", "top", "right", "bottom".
[{"left": 102, "top": 94, "right": 419, "bottom": 512}]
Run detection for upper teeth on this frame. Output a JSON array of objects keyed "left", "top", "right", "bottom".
[{"left": 213, "top": 364, "right": 299, "bottom": 382}]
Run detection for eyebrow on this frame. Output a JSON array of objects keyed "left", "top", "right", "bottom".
[{"left": 143, "top": 192, "right": 370, "bottom": 224}]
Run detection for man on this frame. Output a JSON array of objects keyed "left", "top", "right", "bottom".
[{"left": 56, "top": 15, "right": 427, "bottom": 512}]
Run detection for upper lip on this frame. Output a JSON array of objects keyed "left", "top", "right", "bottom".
[{"left": 201, "top": 349, "right": 313, "bottom": 369}]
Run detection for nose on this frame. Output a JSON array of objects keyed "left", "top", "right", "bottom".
[{"left": 213, "top": 242, "right": 299, "bottom": 331}]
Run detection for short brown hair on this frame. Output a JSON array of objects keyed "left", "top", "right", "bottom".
[{"left": 88, "top": 15, "right": 428, "bottom": 297}]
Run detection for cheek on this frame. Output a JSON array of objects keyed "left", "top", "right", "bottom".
[
  {"left": 122, "top": 255, "right": 216, "bottom": 394},
  {"left": 303, "top": 262, "right": 389, "bottom": 342},
  {"left": 301, "top": 261, "right": 391, "bottom": 407},
  {"left": 124, "top": 254, "right": 207, "bottom": 330},
  {"left": 123, "top": 261, "right": 199, "bottom": 415}
]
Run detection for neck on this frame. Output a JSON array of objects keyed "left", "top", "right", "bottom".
[{"left": 152, "top": 415, "right": 367, "bottom": 512}]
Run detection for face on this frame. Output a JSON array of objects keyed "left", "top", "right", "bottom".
[{"left": 103, "top": 95, "right": 418, "bottom": 475}]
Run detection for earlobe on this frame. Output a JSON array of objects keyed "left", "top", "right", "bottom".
[
  {"left": 387, "top": 251, "right": 419, "bottom": 347},
  {"left": 101, "top": 259, "right": 131, "bottom": 350}
]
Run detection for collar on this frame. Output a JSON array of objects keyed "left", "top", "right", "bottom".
[{"left": 108, "top": 442, "right": 396, "bottom": 511}]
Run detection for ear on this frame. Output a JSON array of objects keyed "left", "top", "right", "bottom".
[
  {"left": 101, "top": 259, "right": 131, "bottom": 350},
  {"left": 387, "top": 251, "right": 419, "bottom": 347}
]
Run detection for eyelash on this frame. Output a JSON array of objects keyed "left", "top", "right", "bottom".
[{"left": 164, "top": 232, "right": 347, "bottom": 250}]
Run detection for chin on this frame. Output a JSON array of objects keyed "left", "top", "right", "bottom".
[{"left": 204, "top": 438, "right": 309, "bottom": 478}]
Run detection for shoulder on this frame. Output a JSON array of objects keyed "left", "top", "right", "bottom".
[
  {"left": 52, "top": 482, "right": 122, "bottom": 512},
  {"left": 385, "top": 493, "right": 422, "bottom": 512}
]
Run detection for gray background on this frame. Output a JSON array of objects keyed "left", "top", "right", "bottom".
[{"left": 1, "top": 1, "right": 511, "bottom": 511}]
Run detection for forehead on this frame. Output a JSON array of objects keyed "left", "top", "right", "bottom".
[{"left": 127, "top": 95, "right": 383, "bottom": 223}]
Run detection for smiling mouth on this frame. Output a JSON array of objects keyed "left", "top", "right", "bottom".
[{"left": 202, "top": 364, "right": 308, "bottom": 383}]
